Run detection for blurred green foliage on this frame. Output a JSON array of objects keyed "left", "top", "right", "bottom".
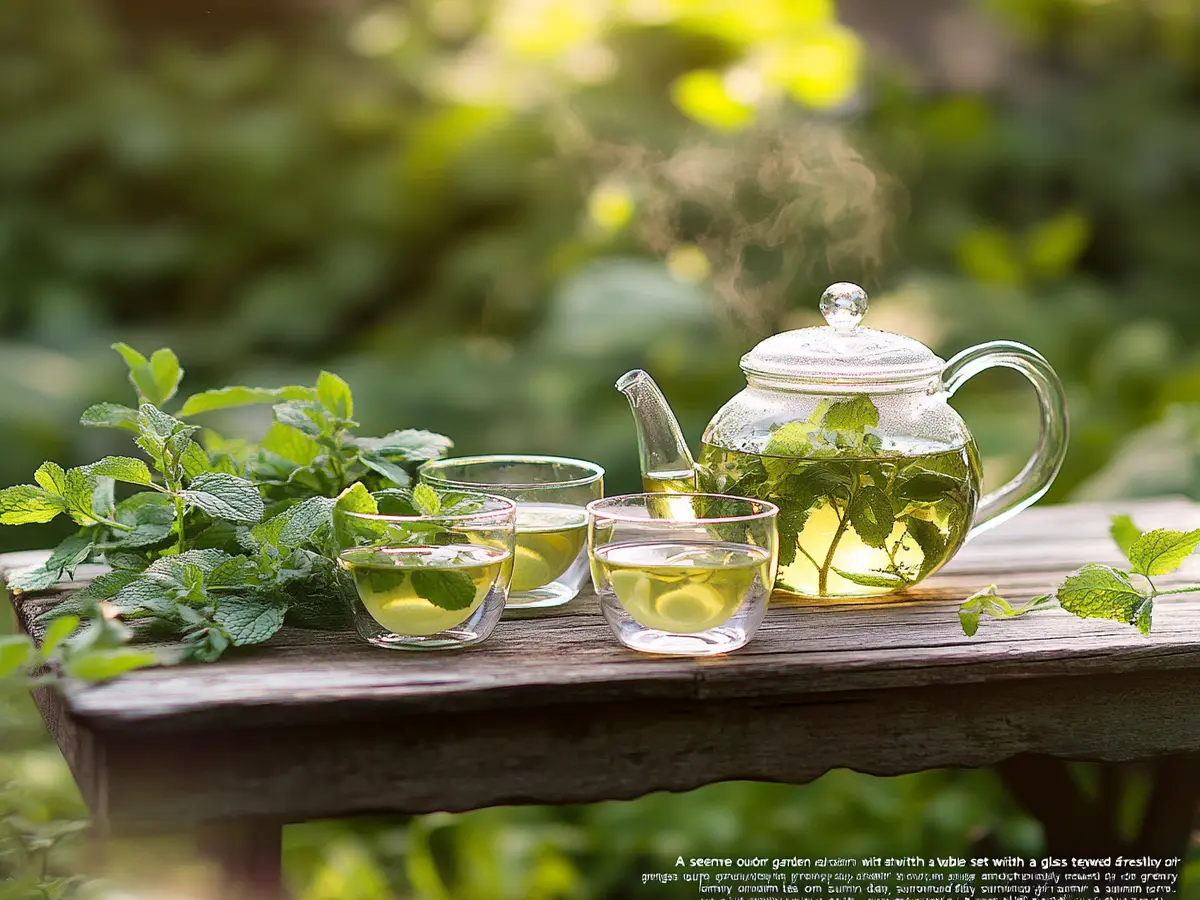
[{"left": 5, "top": 0, "right": 1200, "bottom": 895}]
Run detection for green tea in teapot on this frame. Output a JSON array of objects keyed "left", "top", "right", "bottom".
[{"left": 645, "top": 394, "right": 982, "bottom": 599}]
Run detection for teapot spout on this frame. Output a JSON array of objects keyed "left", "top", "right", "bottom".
[{"left": 616, "top": 369, "right": 698, "bottom": 492}]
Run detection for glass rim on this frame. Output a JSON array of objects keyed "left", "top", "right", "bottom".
[
  {"left": 336, "top": 489, "right": 517, "bottom": 524},
  {"left": 586, "top": 493, "right": 779, "bottom": 525},
  {"left": 418, "top": 454, "right": 605, "bottom": 489}
]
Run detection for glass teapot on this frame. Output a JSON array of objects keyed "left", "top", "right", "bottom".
[{"left": 617, "top": 283, "right": 1068, "bottom": 600}]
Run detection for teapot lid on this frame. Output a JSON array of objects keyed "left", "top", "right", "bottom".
[{"left": 740, "top": 283, "right": 944, "bottom": 387}]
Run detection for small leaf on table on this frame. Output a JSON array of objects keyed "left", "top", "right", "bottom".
[
  {"left": 214, "top": 597, "right": 286, "bottom": 647},
  {"left": 1126, "top": 528, "right": 1200, "bottom": 577}
]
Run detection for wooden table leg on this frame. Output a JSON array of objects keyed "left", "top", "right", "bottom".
[{"left": 195, "top": 819, "right": 285, "bottom": 900}]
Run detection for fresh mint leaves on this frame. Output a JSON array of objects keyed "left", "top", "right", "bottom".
[
  {"left": 703, "top": 394, "right": 972, "bottom": 596},
  {"left": 0, "top": 343, "right": 453, "bottom": 672},
  {"left": 958, "top": 586, "right": 1054, "bottom": 637},
  {"left": 961, "top": 514, "right": 1200, "bottom": 636}
]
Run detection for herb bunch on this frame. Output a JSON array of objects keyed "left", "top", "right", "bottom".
[
  {"left": 699, "top": 395, "right": 974, "bottom": 596},
  {"left": 960, "top": 514, "right": 1200, "bottom": 636},
  {"left": 0, "top": 344, "right": 452, "bottom": 664}
]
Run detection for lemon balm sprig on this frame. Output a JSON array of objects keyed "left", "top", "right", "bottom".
[{"left": 960, "top": 514, "right": 1200, "bottom": 636}]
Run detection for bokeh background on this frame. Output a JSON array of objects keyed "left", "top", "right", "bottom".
[{"left": 4, "top": 0, "right": 1200, "bottom": 896}]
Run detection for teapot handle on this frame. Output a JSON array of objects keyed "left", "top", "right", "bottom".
[{"left": 942, "top": 341, "right": 1069, "bottom": 540}]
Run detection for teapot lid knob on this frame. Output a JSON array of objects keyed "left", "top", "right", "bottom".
[{"left": 819, "top": 282, "right": 868, "bottom": 334}]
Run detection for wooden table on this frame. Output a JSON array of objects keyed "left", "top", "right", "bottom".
[{"left": 6, "top": 499, "right": 1200, "bottom": 897}]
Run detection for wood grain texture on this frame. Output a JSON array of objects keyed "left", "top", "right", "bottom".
[{"left": 6, "top": 499, "right": 1200, "bottom": 832}]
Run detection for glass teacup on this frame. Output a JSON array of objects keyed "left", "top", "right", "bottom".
[
  {"left": 333, "top": 490, "right": 516, "bottom": 650},
  {"left": 418, "top": 455, "right": 604, "bottom": 608},
  {"left": 587, "top": 493, "right": 778, "bottom": 656}
]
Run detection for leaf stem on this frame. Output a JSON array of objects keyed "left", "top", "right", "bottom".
[
  {"left": 819, "top": 495, "right": 854, "bottom": 597},
  {"left": 1156, "top": 585, "right": 1200, "bottom": 596}
]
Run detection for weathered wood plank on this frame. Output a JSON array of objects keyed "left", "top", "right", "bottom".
[
  {"left": 6, "top": 499, "right": 1200, "bottom": 831},
  {"left": 7, "top": 499, "right": 1200, "bottom": 730}
]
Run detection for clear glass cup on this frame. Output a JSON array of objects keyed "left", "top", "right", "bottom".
[
  {"left": 332, "top": 490, "right": 516, "bottom": 650},
  {"left": 587, "top": 493, "right": 779, "bottom": 656},
  {"left": 418, "top": 455, "right": 604, "bottom": 609}
]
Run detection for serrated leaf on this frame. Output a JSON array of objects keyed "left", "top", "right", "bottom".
[
  {"left": 412, "top": 569, "right": 476, "bottom": 610},
  {"left": 214, "top": 597, "right": 285, "bottom": 646},
  {"left": 62, "top": 469, "right": 99, "bottom": 525},
  {"left": 46, "top": 533, "right": 94, "bottom": 576},
  {"left": 848, "top": 485, "right": 893, "bottom": 549},
  {"left": 821, "top": 394, "right": 879, "bottom": 432},
  {"left": 335, "top": 482, "right": 378, "bottom": 515},
  {"left": 138, "top": 403, "right": 191, "bottom": 439},
  {"left": 358, "top": 452, "right": 412, "bottom": 487},
  {"left": 412, "top": 483, "right": 442, "bottom": 515},
  {"left": 832, "top": 567, "right": 909, "bottom": 589},
  {"left": 180, "top": 441, "right": 215, "bottom": 478},
  {"left": 35, "top": 462, "right": 68, "bottom": 496},
  {"left": 64, "top": 648, "right": 158, "bottom": 682},
  {"left": 958, "top": 585, "right": 1054, "bottom": 637},
  {"left": 254, "top": 497, "right": 336, "bottom": 549},
  {"left": 1126, "top": 528, "right": 1200, "bottom": 577},
  {"left": 178, "top": 385, "right": 314, "bottom": 417},
  {"left": 0, "top": 637, "right": 33, "bottom": 678},
  {"left": 0, "top": 484, "right": 65, "bottom": 525},
  {"left": 896, "top": 469, "right": 963, "bottom": 504},
  {"left": 7, "top": 566, "right": 64, "bottom": 593},
  {"left": 273, "top": 401, "right": 327, "bottom": 438},
  {"left": 762, "top": 422, "right": 817, "bottom": 465},
  {"left": 261, "top": 422, "right": 321, "bottom": 466},
  {"left": 148, "top": 549, "right": 233, "bottom": 576},
  {"left": 1056, "top": 564, "right": 1149, "bottom": 629},
  {"left": 182, "top": 473, "right": 264, "bottom": 523},
  {"left": 113, "top": 343, "right": 178, "bottom": 406},
  {"left": 149, "top": 348, "right": 183, "bottom": 404},
  {"left": 351, "top": 429, "right": 454, "bottom": 462},
  {"left": 316, "top": 371, "right": 353, "bottom": 419},
  {"left": 86, "top": 456, "right": 154, "bottom": 486},
  {"left": 1135, "top": 597, "right": 1154, "bottom": 635},
  {"left": 905, "top": 516, "right": 948, "bottom": 580},
  {"left": 81, "top": 402, "right": 140, "bottom": 432},
  {"left": 40, "top": 615, "right": 81, "bottom": 659},
  {"left": 1110, "top": 514, "right": 1142, "bottom": 561},
  {"left": 112, "top": 491, "right": 176, "bottom": 547},
  {"left": 76, "top": 570, "right": 141, "bottom": 600}
]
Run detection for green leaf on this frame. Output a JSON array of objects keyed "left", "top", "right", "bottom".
[
  {"left": 76, "top": 570, "right": 141, "bottom": 600},
  {"left": 261, "top": 422, "right": 321, "bottom": 466},
  {"left": 34, "top": 461, "right": 68, "bottom": 496},
  {"left": 0, "top": 484, "right": 65, "bottom": 525},
  {"left": 81, "top": 402, "right": 140, "bottom": 432},
  {"left": 149, "top": 349, "right": 183, "bottom": 404},
  {"left": 112, "top": 492, "right": 176, "bottom": 547},
  {"left": 40, "top": 615, "right": 81, "bottom": 660},
  {"left": 351, "top": 429, "right": 454, "bottom": 462},
  {"left": 358, "top": 452, "right": 412, "bottom": 487},
  {"left": 273, "top": 401, "right": 329, "bottom": 438},
  {"left": 316, "top": 371, "right": 354, "bottom": 419},
  {"left": 1126, "top": 528, "right": 1200, "bottom": 577},
  {"left": 214, "top": 597, "right": 285, "bottom": 646},
  {"left": 0, "top": 637, "right": 33, "bottom": 678},
  {"left": 45, "top": 533, "right": 94, "bottom": 576},
  {"left": 62, "top": 469, "right": 100, "bottom": 525},
  {"left": 178, "top": 385, "right": 314, "bottom": 416},
  {"left": 412, "top": 483, "right": 442, "bottom": 516},
  {"left": 1134, "top": 597, "right": 1154, "bottom": 636},
  {"left": 253, "top": 497, "right": 336, "bottom": 549},
  {"left": 7, "top": 565, "right": 64, "bottom": 593},
  {"left": 182, "top": 473, "right": 265, "bottom": 523},
  {"left": 335, "top": 483, "right": 378, "bottom": 515},
  {"left": 1110, "top": 514, "right": 1143, "bottom": 560},
  {"left": 113, "top": 343, "right": 181, "bottom": 406},
  {"left": 86, "top": 456, "right": 154, "bottom": 486},
  {"left": 905, "top": 516, "right": 947, "bottom": 580},
  {"left": 64, "top": 648, "right": 158, "bottom": 683},
  {"left": 958, "top": 585, "right": 1054, "bottom": 637},
  {"left": 148, "top": 549, "right": 234, "bottom": 576},
  {"left": 412, "top": 570, "right": 476, "bottom": 610},
  {"left": 821, "top": 395, "right": 879, "bottom": 432},
  {"left": 832, "top": 568, "right": 909, "bottom": 589},
  {"left": 848, "top": 485, "right": 894, "bottom": 549},
  {"left": 1056, "top": 564, "right": 1150, "bottom": 629},
  {"left": 896, "top": 469, "right": 963, "bottom": 504}
]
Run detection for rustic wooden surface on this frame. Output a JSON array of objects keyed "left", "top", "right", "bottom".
[{"left": 6, "top": 498, "right": 1200, "bottom": 835}]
